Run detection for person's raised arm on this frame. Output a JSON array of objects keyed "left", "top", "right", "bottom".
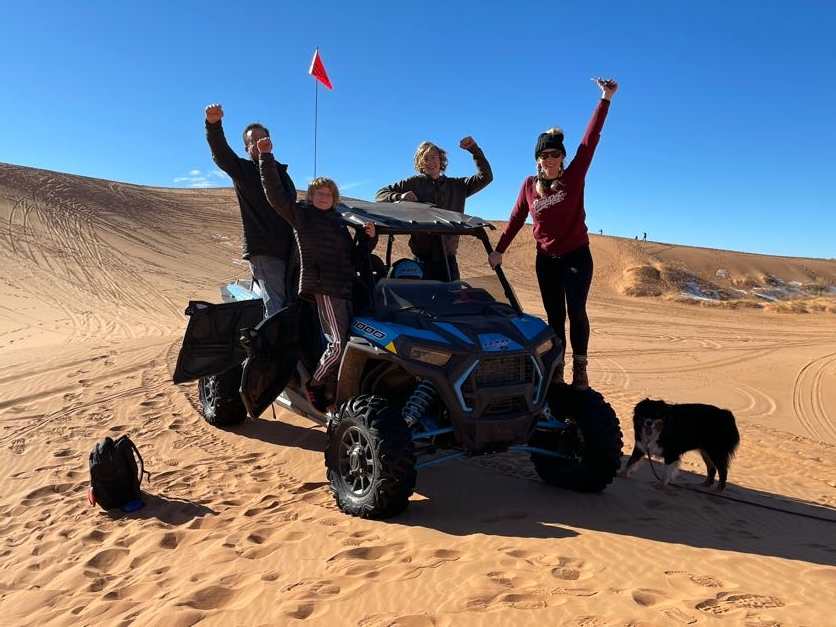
[
  {"left": 490, "top": 180, "right": 530, "bottom": 268},
  {"left": 570, "top": 78, "right": 618, "bottom": 176},
  {"left": 459, "top": 136, "right": 493, "bottom": 196},
  {"left": 257, "top": 137, "right": 297, "bottom": 227},
  {"left": 204, "top": 104, "right": 243, "bottom": 179},
  {"left": 375, "top": 179, "right": 418, "bottom": 203}
]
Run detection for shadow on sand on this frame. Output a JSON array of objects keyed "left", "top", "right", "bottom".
[
  {"left": 107, "top": 493, "right": 217, "bottom": 525},
  {"left": 220, "top": 411, "right": 836, "bottom": 566},
  {"left": 398, "top": 454, "right": 836, "bottom": 567},
  {"left": 230, "top": 415, "right": 326, "bottom": 453}
]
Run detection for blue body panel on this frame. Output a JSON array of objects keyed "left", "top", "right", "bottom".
[
  {"left": 510, "top": 315, "right": 548, "bottom": 340},
  {"left": 478, "top": 333, "right": 523, "bottom": 352},
  {"left": 433, "top": 322, "right": 475, "bottom": 345},
  {"left": 351, "top": 317, "right": 448, "bottom": 348}
]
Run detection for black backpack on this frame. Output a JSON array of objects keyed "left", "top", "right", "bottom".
[{"left": 88, "top": 435, "right": 150, "bottom": 510}]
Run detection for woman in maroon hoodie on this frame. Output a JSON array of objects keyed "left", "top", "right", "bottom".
[{"left": 489, "top": 78, "right": 618, "bottom": 390}]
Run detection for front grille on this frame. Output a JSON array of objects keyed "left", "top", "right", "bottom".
[
  {"left": 474, "top": 356, "right": 534, "bottom": 387},
  {"left": 459, "top": 355, "right": 537, "bottom": 412}
]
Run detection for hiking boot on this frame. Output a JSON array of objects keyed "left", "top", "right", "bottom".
[
  {"left": 572, "top": 355, "right": 589, "bottom": 390},
  {"left": 304, "top": 383, "right": 328, "bottom": 412}
]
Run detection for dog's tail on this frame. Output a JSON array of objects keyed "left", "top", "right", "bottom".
[{"left": 721, "top": 409, "right": 741, "bottom": 462}]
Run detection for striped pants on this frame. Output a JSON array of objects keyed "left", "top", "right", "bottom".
[{"left": 312, "top": 294, "right": 352, "bottom": 395}]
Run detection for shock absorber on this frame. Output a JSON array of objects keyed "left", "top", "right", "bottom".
[{"left": 402, "top": 380, "right": 438, "bottom": 427}]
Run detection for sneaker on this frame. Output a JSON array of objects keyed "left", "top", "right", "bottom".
[
  {"left": 304, "top": 383, "right": 328, "bottom": 412},
  {"left": 572, "top": 356, "right": 589, "bottom": 391}
]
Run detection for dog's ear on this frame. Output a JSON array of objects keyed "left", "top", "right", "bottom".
[
  {"left": 633, "top": 398, "right": 650, "bottom": 418},
  {"left": 647, "top": 399, "right": 667, "bottom": 419}
]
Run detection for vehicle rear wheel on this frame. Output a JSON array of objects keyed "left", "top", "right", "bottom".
[
  {"left": 530, "top": 385, "right": 622, "bottom": 492},
  {"left": 325, "top": 394, "right": 416, "bottom": 518},
  {"left": 198, "top": 366, "right": 247, "bottom": 427}
]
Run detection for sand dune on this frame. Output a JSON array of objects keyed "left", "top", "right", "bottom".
[{"left": 1, "top": 162, "right": 834, "bottom": 626}]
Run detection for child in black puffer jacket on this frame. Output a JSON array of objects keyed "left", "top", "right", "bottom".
[{"left": 257, "top": 136, "right": 375, "bottom": 411}]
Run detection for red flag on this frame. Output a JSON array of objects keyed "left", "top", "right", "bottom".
[{"left": 309, "top": 49, "right": 333, "bottom": 90}]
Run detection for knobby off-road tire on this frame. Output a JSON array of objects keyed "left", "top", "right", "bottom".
[
  {"left": 325, "top": 394, "right": 416, "bottom": 519},
  {"left": 530, "top": 385, "right": 623, "bottom": 492},
  {"left": 198, "top": 366, "right": 247, "bottom": 427}
]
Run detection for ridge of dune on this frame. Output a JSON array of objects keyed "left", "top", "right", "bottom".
[{"left": 1, "top": 162, "right": 834, "bottom": 626}]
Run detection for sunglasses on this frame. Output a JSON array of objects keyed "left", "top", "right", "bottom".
[{"left": 538, "top": 150, "right": 563, "bottom": 160}]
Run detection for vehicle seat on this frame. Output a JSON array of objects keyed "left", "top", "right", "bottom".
[{"left": 388, "top": 258, "right": 424, "bottom": 280}]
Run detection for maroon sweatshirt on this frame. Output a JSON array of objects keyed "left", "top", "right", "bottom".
[{"left": 496, "top": 99, "right": 610, "bottom": 257}]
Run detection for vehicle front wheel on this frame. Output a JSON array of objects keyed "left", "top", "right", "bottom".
[
  {"left": 325, "top": 394, "right": 416, "bottom": 518},
  {"left": 530, "top": 385, "right": 623, "bottom": 492},
  {"left": 198, "top": 366, "right": 247, "bottom": 427}
]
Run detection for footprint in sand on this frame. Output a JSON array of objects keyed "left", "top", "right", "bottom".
[
  {"left": 696, "top": 592, "right": 785, "bottom": 615},
  {"left": 279, "top": 530, "right": 307, "bottom": 543},
  {"left": 500, "top": 548, "right": 592, "bottom": 582},
  {"left": 317, "top": 516, "right": 348, "bottom": 527},
  {"left": 22, "top": 482, "right": 75, "bottom": 506},
  {"left": 331, "top": 528, "right": 380, "bottom": 546},
  {"left": 279, "top": 579, "right": 346, "bottom": 619},
  {"left": 631, "top": 588, "right": 667, "bottom": 607},
  {"left": 85, "top": 547, "right": 130, "bottom": 572},
  {"left": 328, "top": 544, "right": 403, "bottom": 563},
  {"left": 177, "top": 585, "right": 236, "bottom": 610},
  {"left": 359, "top": 613, "right": 437, "bottom": 627},
  {"left": 281, "top": 601, "right": 316, "bottom": 620},
  {"left": 245, "top": 528, "right": 275, "bottom": 545},
  {"left": 81, "top": 529, "right": 108, "bottom": 544},
  {"left": 290, "top": 481, "right": 329, "bottom": 494},
  {"left": 663, "top": 607, "right": 699, "bottom": 624},
  {"left": 158, "top": 531, "right": 182, "bottom": 549},
  {"left": 550, "top": 557, "right": 589, "bottom": 582},
  {"left": 665, "top": 570, "right": 724, "bottom": 588},
  {"left": 242, "top": 498, "right": 282, "bottom": 517},
  {"left": 86, "top": 576, "right": 109, "bottom": 592},
  {"left": 327, "top": 543, "right": 460, "bottom": 582}
]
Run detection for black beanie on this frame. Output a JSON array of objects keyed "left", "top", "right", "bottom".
[{"left": 534, "top": 130, "right": 565, "bottom": 159}]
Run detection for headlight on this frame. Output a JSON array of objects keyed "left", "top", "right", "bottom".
[
  {"left": 535, "top": 338, "right": 554, "bottom": 356},
  {"left": 407, "top": 345, "right": 452, "bottom": 366}
]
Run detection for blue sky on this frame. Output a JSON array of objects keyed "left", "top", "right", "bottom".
[{"left": 1, "top": 1, "right": 834, "bottom": 259}]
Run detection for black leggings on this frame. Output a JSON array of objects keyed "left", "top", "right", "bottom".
[{"left": 535, "top": 245, "right": 593, "bottom": 357}]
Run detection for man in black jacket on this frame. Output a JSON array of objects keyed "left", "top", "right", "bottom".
[{"left": 204, "top": 103, "right": 297, "bottom": 317}]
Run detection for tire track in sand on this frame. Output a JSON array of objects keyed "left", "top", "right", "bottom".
[
  {"left": 792, "top": 351, "right": 836, "bottom": 443},
  {"left": 733, "top": 383, "right": 777, "bottom": 421}
]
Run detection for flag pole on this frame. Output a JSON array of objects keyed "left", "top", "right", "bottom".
[
  {"left": 313, "top": 47, "right": 319, "bottom": 179},
  {"left": 314, "top": 78, "right": 318, "bottom": 179}
]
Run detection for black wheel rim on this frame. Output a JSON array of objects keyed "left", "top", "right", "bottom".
[
  {"left": 338, "top": 426, "right": 376, "bottom": 497},
  {"left": 202, "top": 376, "right": 218, "bottom": 418},
  {"left": 549, "top": 418, "right": 584, "bottom": 463}
]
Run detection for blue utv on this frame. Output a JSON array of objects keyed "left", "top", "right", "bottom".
[{"left": 173, "top": 200, "right": 622, "bottom": 519}]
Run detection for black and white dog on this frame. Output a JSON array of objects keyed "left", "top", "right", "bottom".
[{"left": 622, "top": 398, "right": 740, "bottom": 490}]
